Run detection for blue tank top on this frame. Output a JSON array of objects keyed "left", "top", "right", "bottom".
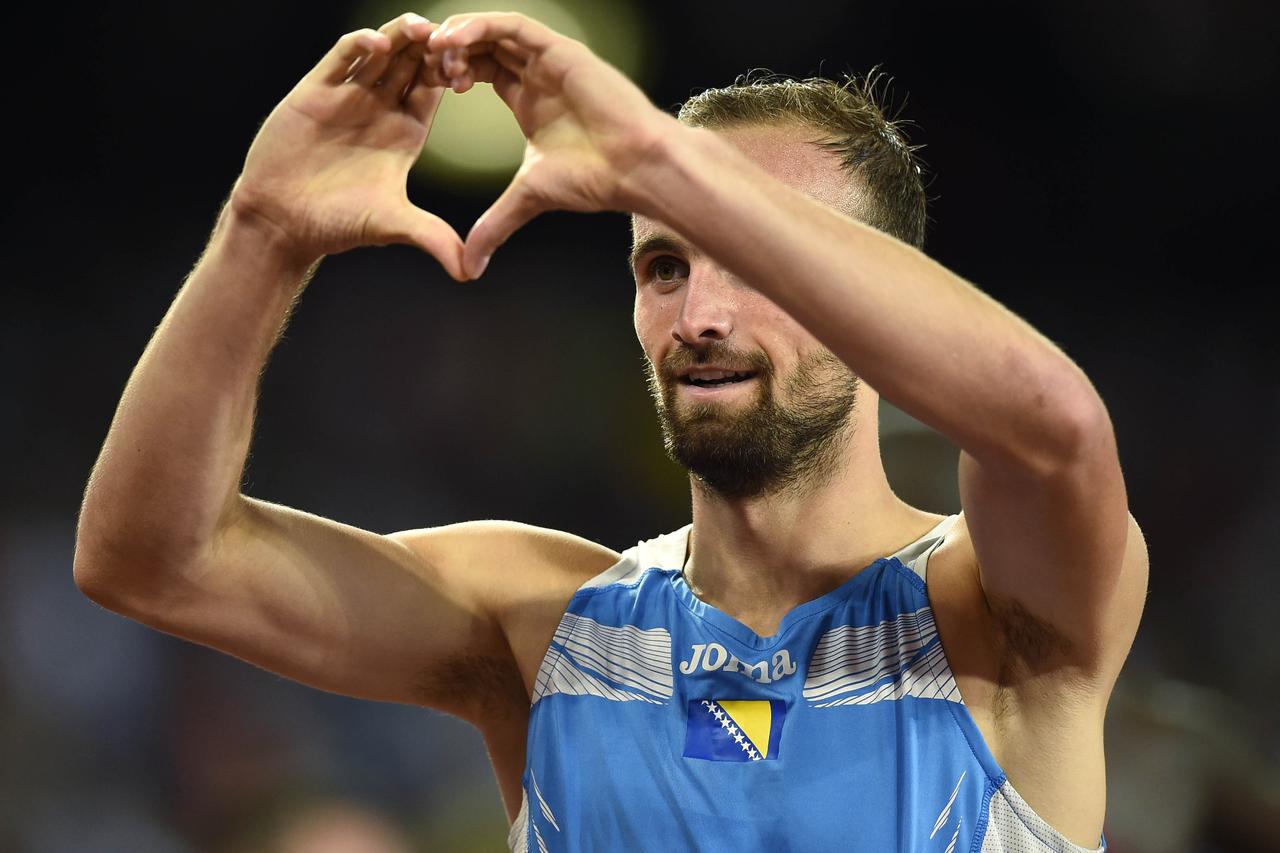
[{"left": 509, "top": 516, "right": 1104, "bottom": 852}]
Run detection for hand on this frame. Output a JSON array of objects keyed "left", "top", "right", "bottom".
[
  {"left": 424, "top": 13, "right": 676, "bottom": 277},
  {"left": 230, "top": 13, "right": 466, "bottom": 279}
]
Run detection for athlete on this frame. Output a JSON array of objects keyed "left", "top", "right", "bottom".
[{"left": 73, "top": 11, "right": 1148, "bottom": 852}]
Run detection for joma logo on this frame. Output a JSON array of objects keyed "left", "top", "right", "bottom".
[{"left": 678, "top": 643, "right": 798, "bottom": 684}]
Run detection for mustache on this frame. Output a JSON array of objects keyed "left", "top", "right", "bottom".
[{"left": 657, "top": 344, "right": 771, "bottom": 381}]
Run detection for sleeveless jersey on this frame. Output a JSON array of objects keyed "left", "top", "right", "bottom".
[{"left": 508, "top": 516, "right": 1104, "bottom": 852}]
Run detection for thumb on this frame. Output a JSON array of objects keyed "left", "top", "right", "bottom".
[
  {"left": 464, "top": 173, "right": 543, "bottom": 279},
  {"left": 384, "top": 203, "right": 467, "bottom": 281}
]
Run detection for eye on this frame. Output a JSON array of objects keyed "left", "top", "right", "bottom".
[{"left": 647, "top": 256, "right": 688, "bottom": 286}]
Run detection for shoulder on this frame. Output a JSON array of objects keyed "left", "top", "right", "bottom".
[
  {"left": 391, "top": 519, "right": 624, "bottom": 701},
  {"left": 390, "top": 518, "right": 622, "bottom": 616},
  {"left": 925, "top": 508, "right": 1150, "bottom": 766},
  {"left": 927, "top": 512, "right": 1148, "bottom": 842},
  {"left": 931, "top": 511, "right": 1148, "bottom": 686}
]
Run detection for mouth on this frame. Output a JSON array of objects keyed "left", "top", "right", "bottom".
[{"left": 677, "top": 371, "right": 758, "bottom": 396}]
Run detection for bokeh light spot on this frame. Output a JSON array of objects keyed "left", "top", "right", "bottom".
[{"left": 354, "top": 0, "right": 648, "bottom": 187}]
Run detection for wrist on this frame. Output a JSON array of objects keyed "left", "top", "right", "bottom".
[
  {"left": 219, "top": 182, "right": 323, "bottom": 276},
  {"left": 618, "top": 120, "right": 729, "bottom": 221}
]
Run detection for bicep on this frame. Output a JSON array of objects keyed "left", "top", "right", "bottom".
[
  {"left": 119, "top": 496, "right": 506, "bottom": 711},
  {"left": 957, "top": 431, "right": 1148, "bottom": 684}
]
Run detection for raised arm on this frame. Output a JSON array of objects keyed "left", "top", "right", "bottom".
[
  {"left": 624, "top": 129, "right": 1147, "bottom": 685},
  {"left": 72, "top": 14, "right": 616, "bottom": 723},
  {"left": 425, "top": 13, "right": 1146, "bottom": 685}
]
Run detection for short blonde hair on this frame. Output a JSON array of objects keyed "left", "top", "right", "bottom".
[{"left": 677, "top": 71, "right": 927, "bottom": 248}]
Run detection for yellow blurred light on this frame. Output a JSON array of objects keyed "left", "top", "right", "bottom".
[{"left": 354, "top": 0, "right": 648, "bottom": 187}]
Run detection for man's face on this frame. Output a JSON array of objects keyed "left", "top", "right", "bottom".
[{"left": 631, "top": 123, "right": 863, "bottom": 500}]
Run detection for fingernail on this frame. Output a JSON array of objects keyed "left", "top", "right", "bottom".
[{"left": 474, "top": 254, "right": 491, "bottom": 278}]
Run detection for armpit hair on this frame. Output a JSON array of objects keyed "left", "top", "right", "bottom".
[
  {"left": 413, "top": 651, "right": 530, "bottom": 723},
  {"left": 988, "top": 595, "right": 1075, "bottom": 685}
]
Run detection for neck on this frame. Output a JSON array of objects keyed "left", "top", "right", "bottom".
[{"left": 682, "top": 424, "right": 939, "bottom": 636}]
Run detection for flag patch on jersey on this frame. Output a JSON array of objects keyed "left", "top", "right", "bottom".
[{"left": 683, "top": 699, "right": 786, "bottom": 762}]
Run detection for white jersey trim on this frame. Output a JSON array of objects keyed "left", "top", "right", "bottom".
[
  {"left": 803, "top": 605, "right": 963, "bottom": 706},
  {"left": 580, "top": 515, "right": 955, "bottom": 595},
  {"left": 579, "top": 524, "right": 691, "bottom": 591},
  {"left": 890, "top": 513, "right": 960, "bottom": 582},
  {"left": 506, "top": 788, "right": 528, "bottom": 853},
  {"left": 532, "top": 612, "right": 674, "bottom": 705},
  {"left": 980, "top": 779, "right": 1105, "bottom": 852}
]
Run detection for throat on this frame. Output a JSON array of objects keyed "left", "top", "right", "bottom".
[{"left": 682, "top": 552, "right": 854, "bottom": 637}]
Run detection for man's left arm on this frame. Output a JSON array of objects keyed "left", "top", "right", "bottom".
[
  {"left": 638, "top": 127, "right": 1147, "bottom": 686},
  {"left": 425, "top": 13, "right": 1148, "bottom": 685}
]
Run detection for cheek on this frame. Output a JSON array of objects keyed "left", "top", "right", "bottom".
[{"left": 633, "top": 298, "right": 665, "bottom": 356}]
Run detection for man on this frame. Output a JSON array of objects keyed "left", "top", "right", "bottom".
[{"left": 73, "top": 11, "right": 1147, "bottom": 852}]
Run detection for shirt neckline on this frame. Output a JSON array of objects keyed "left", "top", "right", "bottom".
[
  {"left": 664, "top": 516, "right": 953, "bottom": 650},
  {"left": 666, "top": 528, "right": 888, "bottom": 651}
]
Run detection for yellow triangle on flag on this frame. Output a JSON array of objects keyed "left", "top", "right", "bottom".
[{"left": 717, "top": 700, "right": 773, "bottom": 758}]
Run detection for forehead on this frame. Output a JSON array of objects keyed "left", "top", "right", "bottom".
[{"left": 631, "top": 123, "right": 856, "bottom": 244}]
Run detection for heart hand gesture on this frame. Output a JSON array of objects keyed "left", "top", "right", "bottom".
[
  {"left": 424, "top": 13, "right": 675, "bottom": 277},
  {"left": 231, "top": 13, "right": 467, "bottom": 279}
]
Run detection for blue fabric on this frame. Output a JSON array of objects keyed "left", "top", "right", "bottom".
[{"left": 519, "top": 535, "right": 1079, "bottom": 852}]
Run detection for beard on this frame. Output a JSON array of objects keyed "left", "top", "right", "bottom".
[{"left": 644, "top": 344, "right": 860, "bottom": 500}]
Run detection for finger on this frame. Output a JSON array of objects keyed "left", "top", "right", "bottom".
[
  {"left": 429, "top": 12, "right": 558, "bottom": 57},
  {"left": 352, "top": 13, "right": 431, "bottom": 87},
  {"left": 497, "top": 38, "right": 532, "bottom": 65},
  {"left": 447, "top": 55, "right": 506, "bottom": 94},
  {"left": 419, "top": 54, "right": 452, "bottom": 90},
  {"left": 377, "top": 38, "right": 427, "bottom": 102},
  {"left": 318, "top": 29, "right": 390, "bottom": 85},
  {"left": 404, "top": 66, "right": 446, "bottom": 125},
  {"left": 449, "top": 41, "right": 528, "bottom": 77},
  {"left": 465, "top": 176, "right": 543, "bottom": 278},
  {"left": 385, "top": 203, "right": 468, "bottom": 281},
  {"left": 438, "top": 57, "right": 521, "bottom": 103},
  {"left": 491, "top": 67, "right": 523, "bottom": 106},
  {"left": 441, "top": 47, "right": 472, "bottom": 80},
  {"left": 495, "top": 42, "right": 529, "bottom": 74}
]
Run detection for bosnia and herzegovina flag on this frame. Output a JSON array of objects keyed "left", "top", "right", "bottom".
[{"left": 683, "top": 699, "right": 787, "bottom": 762}]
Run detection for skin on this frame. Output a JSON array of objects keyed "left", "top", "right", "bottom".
[{"left": 73, "top": 11, "right": 1149, "bottom": 849}]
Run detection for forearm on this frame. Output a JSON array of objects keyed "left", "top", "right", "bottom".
[
  {"left": 630, "top": 124, "right": 1107, "bottom": 471},
  {"left": 74, "top": 202, "right": 320, "bottom": 588}
]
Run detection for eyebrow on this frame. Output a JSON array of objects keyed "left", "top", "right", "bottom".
[{"left": 628, "top": 234, "right": 687, "bottom": 272}]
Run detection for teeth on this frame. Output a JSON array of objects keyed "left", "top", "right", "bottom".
[{"left": 686, "top": 369, "right": 750, "bottom": 381}]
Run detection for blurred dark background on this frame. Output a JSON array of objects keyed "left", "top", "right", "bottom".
[{"left": 3, "top": 1, "right": 1278, "bottom": 850}]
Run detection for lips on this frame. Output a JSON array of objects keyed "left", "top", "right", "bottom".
[
  {"left": 678, "top": 374, "right": 758, "bottom": 398},
  {"left": 684, "top": 371, "right": 754, "bottom": 387},
  {"left": 679, "top": 366, "right": 758, "bottom": 387}
]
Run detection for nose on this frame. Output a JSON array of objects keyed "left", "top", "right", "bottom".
[{"left": 671, "top": 266, "right": 737, "bottom": 346}]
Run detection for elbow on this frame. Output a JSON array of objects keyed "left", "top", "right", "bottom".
[
  {"left": 73, "top": 485, "right": 230, "bottom": 611},
  {"left": 73, "top": 547, "right": 122, "bottom": 610},
  {"left": 73, "top": 514, "right": 113, "bottom": 602},
  {"left": 1053, "top": 381, "right": 1115, "bottom": 468},
  {"left": 1007, "top": 369, "right": 1117, "bottom": 481},
  {"left": 72, "top": 537, "right": 139, "bottom": 610},
  {"left": 72, "top": 529, "right": 185, "bottom": 613}
]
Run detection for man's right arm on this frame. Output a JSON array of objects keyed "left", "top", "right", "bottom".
[
  {"left": 72, "top": 16, "right": 619, "bottom": 722},
  {"left": 70, "top": 206, "right": 507, "bottom": 719}
]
